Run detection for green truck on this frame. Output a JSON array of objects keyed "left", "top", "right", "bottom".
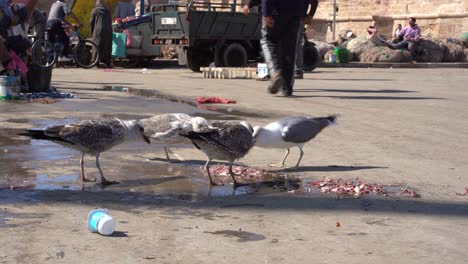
[{"left": 152, "top": 1, "right": 320, "bottom": 72}]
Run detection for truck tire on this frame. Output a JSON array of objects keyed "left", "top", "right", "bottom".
[
  {"left": 303, "top": 43, "right": 320, "bottom": 72},
  {"left": 186, "top": 48, "right": 211, "bottom": 72},
  {"left": 222, "top": 43, "right": 248, "bottom": 67}
]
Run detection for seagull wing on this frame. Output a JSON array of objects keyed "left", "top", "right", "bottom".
[
  {"left": 281, "top": 117, "right": 329, "bottom": 143},
  {"left": 56, "top": 119, "right": 125, "bottom": 150}
]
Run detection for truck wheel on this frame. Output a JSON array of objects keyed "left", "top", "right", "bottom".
[
  {"left": 222, "top": 43, "right": 247, "bottom": 67},
  {"left": 187, "top": 48, "right": 211, "bottom": 72},
  {"left": 303, "top": 43, "right": 320, "bottom": 72}
]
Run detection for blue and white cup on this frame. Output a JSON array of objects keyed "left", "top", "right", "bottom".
[{"left": 87, "top": 209, "right": 116, "bottom": 236}]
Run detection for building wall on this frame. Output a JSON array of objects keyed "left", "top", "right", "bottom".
[{"left": 309, "top": 0, "right": 467, "bottom": 41}]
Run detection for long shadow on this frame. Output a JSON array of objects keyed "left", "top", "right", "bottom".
[
  {"left": 3, "top": 188, "right": 467, "bottom": 218},
  {"left": 276, "top": 165, "right": 387, "bottom": 173},
  {"left": 53, "top": 81, "right": 141, "bottom": 86},
  {"left": 295, "top": 88, "right": 416, "bottom": 93},
  {"left": 314, "top": 78, "right": 394, "bottom": 82},
  {"left": 290, "top": 95, "right": 446, "bottom": 100}
]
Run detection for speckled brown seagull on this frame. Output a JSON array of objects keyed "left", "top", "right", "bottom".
[{"left": 19, "top": 118, "right": 150, "bottom": 186}]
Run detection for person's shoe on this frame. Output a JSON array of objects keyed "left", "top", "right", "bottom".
[
  {"left": 267, "top": 72, "right": 284, "bottom": 94},
  {"left": 281, "top": 89, "right": 293, "bottom": 97},
  {"left": 295, "top": 71, "right": 304, "bottom": 79}
]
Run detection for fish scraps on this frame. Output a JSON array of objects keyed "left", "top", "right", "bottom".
[
  {"left": 206, "top": 165, "right": 266, "bottom": 180},
  {"left": 196, "top": 97, "right": 237, "bottom": 104},
  {"left": 456, "top": 187, "right": 468, "bottom": 196},
  {"left": 306, "top": 178, "right": 419, "bottom": 198}
]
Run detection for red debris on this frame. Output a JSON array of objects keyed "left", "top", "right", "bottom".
[
  {"left": 203, "top": 165, "right": 265, "bottom": 179},
  {"left": 456, "top": 187, "right": 468, "bottom": 196},
  {"left": 336, "top": 222, "right": 341, "bottom": 227},
  {"left": 196, "top": 97, "right": 237, "bottom": 104},
  {"left": 307, "top": 178, "right": 418, "bottom": 198}
]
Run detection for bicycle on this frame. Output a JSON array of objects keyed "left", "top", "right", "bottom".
[{"left": 31, "top": 25, "right": 100, "bottom": 69}]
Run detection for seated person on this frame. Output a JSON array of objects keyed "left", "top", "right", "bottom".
[
  {"left": 388, "top": 17, "right": 421, "bottom": 50},
  {"left": 392, "top": 24, "right": 402, "bottom": 43},
  {"left": 366, "top": 26, "right": 385, "bottom": 45}
]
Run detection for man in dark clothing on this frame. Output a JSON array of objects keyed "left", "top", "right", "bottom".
[
  {"left": 29, "top": 9, "right": 48, "bottom": 40},
  {"left": 295, "top": 0, "right": 318, "bottom": 79},
  {"left": 47, "top": 0, "right": 81, "bottom": 58},
  {"left": 260, "top": 0, "right": 311, "bottom": 97},
  {"left": 90, "top": 0, "right": 113, "bottom": 67}
]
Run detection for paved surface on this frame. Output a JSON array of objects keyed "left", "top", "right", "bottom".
[{"left": 0, "top": 67, "right": 467, "bottom": 263}]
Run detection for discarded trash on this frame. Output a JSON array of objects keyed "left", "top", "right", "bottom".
[
  {"left": 456, "top": 187, "right": 468, "bottom": 196},
  {"left": 87, "top": 209, "right": 116, "bottom": 236},
  {"left": 196, "top": 97, "right": 237, "bottom": 104},
  {"left": 336, "top": 222, "right": 341, "bottom": 227},
  {"left": 257, "top": 63, "right": 268, "bottom": 79}
]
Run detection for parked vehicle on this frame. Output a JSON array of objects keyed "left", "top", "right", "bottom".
[
  {"left": 152, "top": 1, "right": 320, "bottom": 72},
  {"left": 112, "top": 15, "right": 161, "bottom": 67}
]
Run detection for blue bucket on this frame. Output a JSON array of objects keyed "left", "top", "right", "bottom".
[
  {"left": 0, "top": 75, "right": 21, "bottom": 100},
  {"left": 87, "top": 209, "right": 116, "bottom": 236}
]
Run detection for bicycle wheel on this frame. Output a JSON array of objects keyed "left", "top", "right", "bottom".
[
  {"left": 73, "top": 40, "right": 99, "bottom": 68},
  {"left": 30, "top": 39, "right": 57, "bottom": 68}
]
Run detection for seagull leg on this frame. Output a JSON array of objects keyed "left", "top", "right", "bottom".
[
  {"left": 268, "top": 149, "right": 290, "bottom": 168},
  {"left": 80, "top": 153, "right": 96, "bottom": 182},
  {"left": 205, "top": 159, "right": 222, "bottom": 186},
  {"left": 293, "top": 147, "right": 304, "bottom": 169},
  {"left": 164, "top": 146, "right": 172, "bottom": 162},
  {"left": 229, "top": 162, "right": 247, "bottom": 188},
  {"left": 95, "top": 153, "right": 119, "bottom": 186}
]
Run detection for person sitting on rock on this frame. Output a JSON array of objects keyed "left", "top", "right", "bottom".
[{"left": 388, "top": 17, "right": 421, "bottom": 50}]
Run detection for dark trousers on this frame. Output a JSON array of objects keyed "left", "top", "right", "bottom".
[
  {"left": 260, "top": 16, "right": 301, "bottom": 93},
  {"left": 46, "top": 19, "right": 69, "bottom": 57}
]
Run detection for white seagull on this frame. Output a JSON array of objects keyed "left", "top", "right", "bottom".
[
  {"left": 20, "top": 118, "right": 150, "bottom": 186},
  {"left": 138, "top": 113, "right": 215, "bottom": 162},
  {"left": 253, "top": 115, "right": 337, "bottom": 168}
]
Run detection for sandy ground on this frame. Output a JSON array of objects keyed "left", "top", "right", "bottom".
[{"left": 0, "top": 66, "right": 467, "bottom": 263}]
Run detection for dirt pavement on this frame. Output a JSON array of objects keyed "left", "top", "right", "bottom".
[{"left": 0, "top": 66, "right": 467, "bottom": 263}]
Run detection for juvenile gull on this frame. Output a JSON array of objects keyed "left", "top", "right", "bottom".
[
  {"left": 253, "top": 115, "right": 337, "bottom": 168},
  {"left": 182, "top": 121, "right": 254, "bottom": 187},
  {"left": 20, "top": 118, "right": 150, "bottom": 186},
  {"left": 138, "top": 113, "right": 215, "bottom": 162}
]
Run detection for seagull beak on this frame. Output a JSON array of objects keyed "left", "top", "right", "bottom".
[{"left": 143, "top": 135, "right": 151, "bottom": 144}]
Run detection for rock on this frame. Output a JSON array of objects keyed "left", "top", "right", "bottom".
[
  {"left": 360, "top": 46, "right": 413, "bottom": 63},
  {"left": 310, "top": 39, "right": 335, "bottom": 58},
  {"left": 442, "top": 38, "right": 465, "bottom": 62},
  {"left": 346, "top": 36, "right": 376, "bottom": 61},
  {"left": 411, "top": 39, "right": 445, "bottom": 62}
]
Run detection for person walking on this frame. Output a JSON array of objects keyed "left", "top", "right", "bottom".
[
  {"left": 295, "top": 0, "right": 318, "bottom": 79},
  {"left": 90, "top": 0, "right": 113, "bottom": 68},
  {"left": 114, "top": 0, "right": 135, "bottom": 20},
  {"left": 260, "top": 0, "right": 311, "bottom": 97}
]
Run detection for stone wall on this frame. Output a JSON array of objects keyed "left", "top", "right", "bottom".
[
  {"left": 33, "top": 0, "right": 467, "bottom": 42},
  {"left": 308, "top": 0, "right": 467, "bottom": 42}
]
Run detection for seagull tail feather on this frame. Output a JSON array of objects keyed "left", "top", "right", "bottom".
[{"left": 18, "top": 129, "right": 53, "bottom": 140}]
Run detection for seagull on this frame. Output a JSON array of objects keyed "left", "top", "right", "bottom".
[
  {"left": 138, "top": 113, "right": 215, "bottom": 162},
  {"left": 252, "top": 115, "right": 337, "bottom": 168},
  {"left": 182, "top": 121, "right": 254, "bottom": 187},
  {"left": 19, "top": 118, "right": 151, "bottom": 186}
]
